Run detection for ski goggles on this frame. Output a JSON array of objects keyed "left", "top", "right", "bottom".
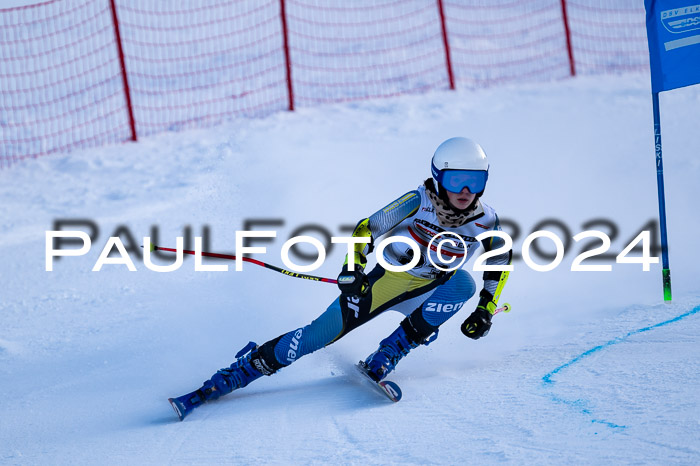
[{"left": 435, "top": 169, "right": 488, "bottom": 194}]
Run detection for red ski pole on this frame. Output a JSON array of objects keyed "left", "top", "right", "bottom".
[
  {"left": 149, "top": 244, "right": 338, "bottom": 285},
  {"left": 492, "top": 303, "right": 512, "bottom": 316}
]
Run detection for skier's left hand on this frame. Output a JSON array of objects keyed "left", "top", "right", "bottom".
[
  {"left": 461, "top": 308, "right": 492, "bottom": 339},
  {"left": 461, "top": 290, "right": 496, "bottom": 340}
]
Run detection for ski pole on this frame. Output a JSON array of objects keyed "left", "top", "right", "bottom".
[
  {"left": 492, "top": 303, "right": 511, "bottom": 316},
  {"left": 147, "top": 244, "right": 338, "bottom": 284}
]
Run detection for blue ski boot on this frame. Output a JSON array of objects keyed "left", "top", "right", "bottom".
[
  {"left": 362, "top": 324, "right": 426, "bottom": 382},
  {"left": 169, "top": 341, "right": 273, "bottom": 421},
  {"left": 203, "top": 341, "right": 267, "bottom": 401}
]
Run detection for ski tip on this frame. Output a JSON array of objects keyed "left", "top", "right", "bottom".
[
  {"left": 168, "top": 397, "right": 186, "bottom": 421},
  {"left": 379, "top": 380, "right": 402, "bottom": 402},
  {"left": 355, "top": 362, "right": 402, "bottom": 402}
]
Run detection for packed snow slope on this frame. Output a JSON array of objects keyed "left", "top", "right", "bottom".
[{"left": 1, "top": 75, "right": 699, "bottom": 464}]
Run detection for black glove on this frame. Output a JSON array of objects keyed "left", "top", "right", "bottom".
[
  {"left": 337, "top": 264, "right": 369, "bottom": 298},
  {"left": 461, "top": 308, "right": 492, "bottom": 339},
  {"left": 460, "top": 290, "right": 496, "bottom": 340}
]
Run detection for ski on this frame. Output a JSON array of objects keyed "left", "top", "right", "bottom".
[
  {"left": 354, "top": 362, "right": 402, "bottom": 402},
  {"left": 168, "top": 363, "right": 401, "bottom": 421},
  {"left": 168, "top": 389, "right": 206, "bottom": 421}
]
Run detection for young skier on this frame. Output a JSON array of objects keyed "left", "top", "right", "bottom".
[{"left": 170, "top": 137, "right": 511, "bottom": 419}]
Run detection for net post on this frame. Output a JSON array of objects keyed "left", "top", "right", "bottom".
[
  {"left": 279, "top": 0, "right": 295, "bottom": 111},
  {"left": 109, "top": 0, "right": 137, "bottom": 141},
  {"left": 436, "top": 0, "right": 455, "bottom": 90},
  {"left": 559, "top": 0, "right": 576, "bottom": 76}
]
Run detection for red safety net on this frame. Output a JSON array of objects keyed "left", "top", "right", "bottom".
[
  {"left": 566, "top": 0, "right": 649, "bottom": 75},
  {"left": 0, "top": 0, "right": 132, "bottom": 168},
  {"left": 444, "top": 0, "right": 572, "bottom": 87},
  {"left": 116, "top": 0, "right": 288, "bottom": 137},
  {"left": 285, "top": 0, "right": 451, "bottom": 105},
  {"left": 0, "top": 0, "right": 651, "bottom": 168}
]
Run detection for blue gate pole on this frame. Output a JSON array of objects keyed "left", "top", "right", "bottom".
[{"left": 652, "top": 91, "right": 672, "bottom": 302}]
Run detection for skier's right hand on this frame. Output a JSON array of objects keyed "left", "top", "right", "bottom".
[{"left": 337, "top": 264, "right": 370, "bottom": 298}]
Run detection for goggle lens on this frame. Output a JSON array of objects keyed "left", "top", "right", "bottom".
[{"left": 440, "top": 170, "right": 488, "bottom": 194}]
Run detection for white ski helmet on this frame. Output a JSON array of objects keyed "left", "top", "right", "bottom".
[{"left": 431, "top": 137, "right": 489, "bottom": 195}]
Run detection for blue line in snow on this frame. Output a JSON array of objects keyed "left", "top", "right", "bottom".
[{"left": 542, "top": 305, "right": 700, "bottom": 430}]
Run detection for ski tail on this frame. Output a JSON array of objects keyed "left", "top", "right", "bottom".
[
  {"left": 168, "top": 397, "right": 188, "bottom": 421},
  {"left": 168, "top": 389, "right": 206, "bottom": 421}
]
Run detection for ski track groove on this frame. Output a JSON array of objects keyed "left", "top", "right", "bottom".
[
  {"left": 635, "top": 437, "right": 700, "bottom": 458},
  {"left": 163, "top": 406, "right": 209, "bottom": 465},
  {"left": 329, "top": 416, "right": 374, "bottom": 463}
]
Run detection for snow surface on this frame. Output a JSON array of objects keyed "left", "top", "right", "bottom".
[{"left": 1, "top": 74, "right": 699, "bottom": 464}]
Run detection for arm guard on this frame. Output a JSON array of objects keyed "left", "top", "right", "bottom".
[{"left": 344, "top": 191, "right": 421, "bottom": 269}]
